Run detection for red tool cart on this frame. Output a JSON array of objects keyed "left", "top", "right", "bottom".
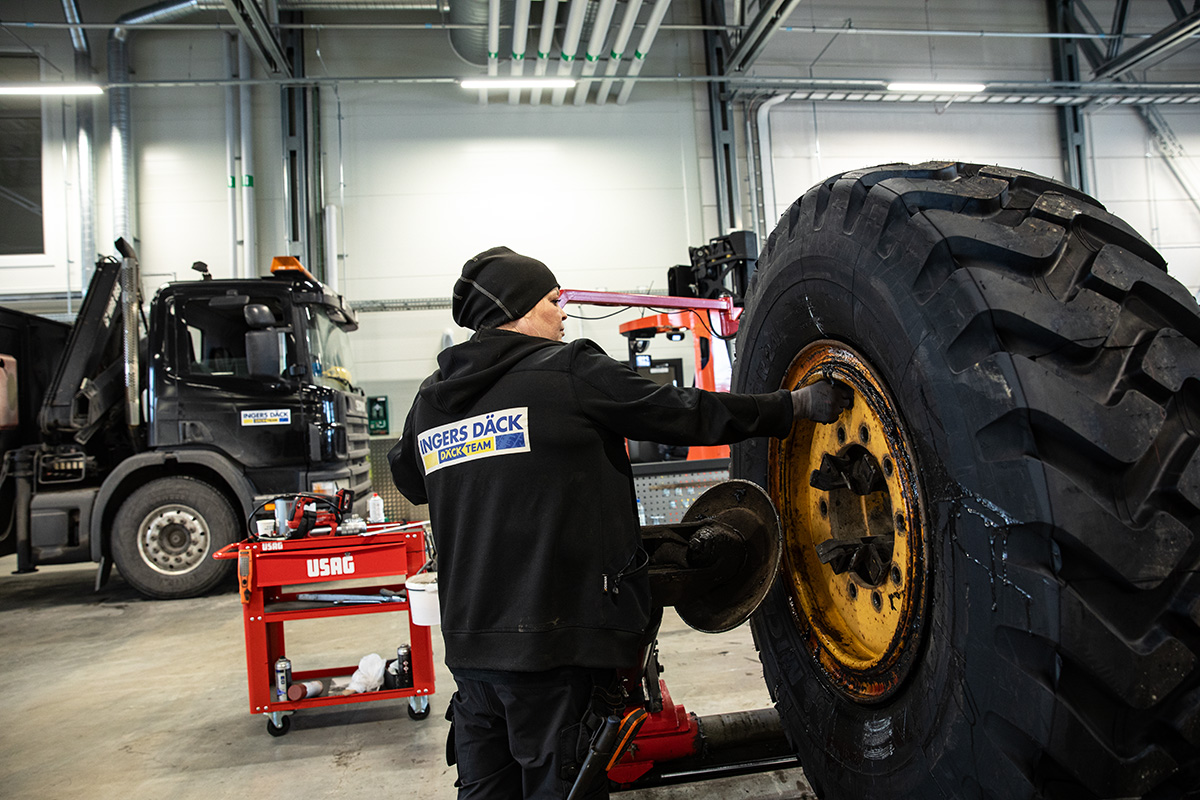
[{"left": 215, "top": 524, "right": 435, "bottom": 736}]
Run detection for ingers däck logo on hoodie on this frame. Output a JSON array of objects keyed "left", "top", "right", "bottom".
[{"left": 417, "top": 407, "right": 530, "bottom": 474}]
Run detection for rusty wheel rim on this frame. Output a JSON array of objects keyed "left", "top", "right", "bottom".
[{"left": 768, "top": 340, "right": 927, "bottom": 701}]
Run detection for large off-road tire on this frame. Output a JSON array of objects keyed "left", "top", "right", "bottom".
[
  {"left": 111, "top": 476, "right": 237, "bottom": 599},
  {"left": 733, "top": 162, "right": 1200, "bottom": 799}
]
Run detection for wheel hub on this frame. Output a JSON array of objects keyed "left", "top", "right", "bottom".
[
  {"left": 138, "top": 507, "right": 210, "bottom": 576},
  {"left": 769, "top": 341, "right": 927, "bottom": 702}
]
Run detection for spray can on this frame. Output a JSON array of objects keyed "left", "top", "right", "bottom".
[
  {"left": 368, "top": 493, "right": 385, "bottom": 523},
  {"left": 274, "top": 657, "right": 292, "bottom": 700},
  {"left": 396, "top": 644, "right": 413, "bottom": 689},
  {"left": 286, "top": 680, "right": 325, "bottom": 701}
]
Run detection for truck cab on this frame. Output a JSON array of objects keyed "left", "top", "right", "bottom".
[
  {"left": 148, "top": 263, "right": 370, "bottom": 503},
  {"left": 0, "top": 253, "right": 370, "bottom": 599}
]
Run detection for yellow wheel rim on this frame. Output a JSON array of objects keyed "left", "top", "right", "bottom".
[{"left": 768, "top": 341, "right": 927, "bottom": 701}]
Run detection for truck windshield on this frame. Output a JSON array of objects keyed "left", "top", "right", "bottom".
[{"left": 305, "top": 306, "right": 358, "bottom": 392}]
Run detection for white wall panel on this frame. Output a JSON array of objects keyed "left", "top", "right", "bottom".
[
  {"left": 1088, "top": 108, "right": 1200, "bottom": 292},
  {"left": 766, "top": 102, "right": 1200, "bottom": 296},
  {"left": 332, "top": 93, "right": 703, "bottom": 297},
  {"left": 766, "top": 103, "right": 1062, "bottom": 224}
]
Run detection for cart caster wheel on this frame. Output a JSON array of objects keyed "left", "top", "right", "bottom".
[
  {"left": 408, "top": 696, "right": 431, "bottom": 720},
  {"left": 267, "top": 715, "right": 291, "bottom": 737}
]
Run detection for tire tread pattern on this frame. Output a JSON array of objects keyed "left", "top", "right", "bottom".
[{"left": 741, "top": 161, "right": 1200, "bottom": 799}]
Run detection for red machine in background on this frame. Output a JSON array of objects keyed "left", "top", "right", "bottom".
[{"left": 558, "top": 231, "right": 758, "bottom": 463}]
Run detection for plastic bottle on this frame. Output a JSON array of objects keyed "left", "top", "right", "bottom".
[{"left": 368, "top": 492, "right": 385, "bottom": 523}]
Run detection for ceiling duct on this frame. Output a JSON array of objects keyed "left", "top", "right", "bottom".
[{"left": 449, "top": 0, "right": 514, "bottom": 66}]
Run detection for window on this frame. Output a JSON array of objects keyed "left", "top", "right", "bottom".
[
  {"left": 305, "top": 306, "right": 358, "bottom": 392},
  {"left": 0, "top": 54, "right": 43, "bottom": 256},
  {"left": 168, "top": 295, "right": 293, "bottom": 380}
]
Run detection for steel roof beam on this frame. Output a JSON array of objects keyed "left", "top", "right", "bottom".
[
  {"left": 222, "top": 0, "right": 293, "bottom": 76},
  {"left": 1105, "top": 0, "right": 1131, "bottom": 59},
  {"left": 726, "top": 0, "right": 805, "bottom": 73},
  {"left": 1091, "top": 5, "right": 1200, "bottom": 79}
]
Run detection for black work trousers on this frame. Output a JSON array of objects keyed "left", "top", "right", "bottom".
[{"left": 449, "top": 668, "right": 616, "bottom": 800}]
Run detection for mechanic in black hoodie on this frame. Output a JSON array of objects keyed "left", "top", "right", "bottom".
[{"left": 389, "top": 246, "right": 850, "bottom": 800}]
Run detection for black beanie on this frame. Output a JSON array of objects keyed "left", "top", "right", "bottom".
[{"left": 452, "top": 246, "right": 559, "bottom": 330}]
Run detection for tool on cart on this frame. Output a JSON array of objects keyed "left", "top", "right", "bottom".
[
  {"left": 250, "top": 489, "right": 362, "bottom": 539},
  {"left": 247, "top": 491, "right": 429, "bottom": 544},
  {"left": 296, "top": 590, "right": 405, "bottom": 604}
]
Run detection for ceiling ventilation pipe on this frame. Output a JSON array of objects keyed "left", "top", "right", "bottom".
[
  {"left": 552, "top": 0, "right": 591, "bottom": 106},
  {"left": 449, "top": 0, "right": 512, "bottom": 66},
  {"left": 574, "top": 0, "right": 619, "bottom": 105},
  {"left": 530, "top": 0, "right": 561, "bottom": 105},
  {"left": 617, "top": 0, "right": 671, "bottom": 105},
  {"left": 508, "top": 0, "right": 533, "bottom": 105},
  {"left": 595, "top": 0, "right": 644, "bottom": 105},
  {"left": 108, "top": 1, "right": 224, "bottom": 248},
  {"left": 108, "top": 31, "right": 133, "bottom": 248},
  {"left": 238, "top": 35, "right": 256, "bottom": 277},
  {"left": 754, "top": 93, "right": 788, "bottom": 229},
  {"left": 224, "top": 34, "right": 239, "bottom": 276},
  {"left": 62, "top": 0, "right": 96, "bottom": 284}
]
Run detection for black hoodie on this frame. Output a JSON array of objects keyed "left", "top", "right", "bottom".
[{"left": 389, "top": 328, "right": 793, "bottom": 673}]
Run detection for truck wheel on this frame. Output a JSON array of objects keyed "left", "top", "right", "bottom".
[
  {"left": 733, "top": 162, "right": 1200, "bottom": 798},
  {"left": 111, "top": 476, "right": 238, "bottom": 599}
]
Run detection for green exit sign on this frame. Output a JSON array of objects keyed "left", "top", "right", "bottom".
[{"left": 367, "top": 396, "right": 389, "bottom": 435}]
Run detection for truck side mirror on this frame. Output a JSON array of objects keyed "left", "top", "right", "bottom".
[
  {"left": 245, "top": 304, "right": 293, "bottom": 377},
  {"left": 246, "top": 330, "right": 286, "bottom": 378},
  {"left": 246, "top": 331, "right": 285, "bottom": 381}
]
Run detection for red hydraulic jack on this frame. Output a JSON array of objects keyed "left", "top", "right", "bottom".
[{"left": 567, "top": 481, "right": 800, "bottom": 795}]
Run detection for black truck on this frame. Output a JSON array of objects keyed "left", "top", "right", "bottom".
[{"left": 0, "top": 241, "right": 370, "bottom": 598}]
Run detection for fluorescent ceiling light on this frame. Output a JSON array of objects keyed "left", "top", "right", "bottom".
[
  {"left": 0, "top": 83, "right": 104, "bottom": 96},
  {"left": 887, "top": 82, "right": 986, "bottom": 94},
  {"left": 460, "top": 78, "right": 576, "bottom": 90}
]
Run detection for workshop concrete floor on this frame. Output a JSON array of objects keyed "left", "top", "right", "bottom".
[{"left": 0, "top": 555, "right": 815, "bottom": 800}]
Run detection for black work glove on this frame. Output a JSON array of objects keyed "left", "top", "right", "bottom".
[{"left": 791, "top": 379, "right": 853, "bottom": 424}]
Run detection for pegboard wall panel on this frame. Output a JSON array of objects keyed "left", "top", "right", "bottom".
[
  {"left": 633, "top": 459, "right": 729, "bottom": 525},
  {"left": 369, "top": 437, "right": 430, "bottom": 522}
]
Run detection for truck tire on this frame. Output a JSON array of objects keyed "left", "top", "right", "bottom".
[
  {"left": 111, "top": 476, "right": 237, "bottom": 599},
  {"left": 732, "top": 162, "right": 1200, "bottom": 798}
]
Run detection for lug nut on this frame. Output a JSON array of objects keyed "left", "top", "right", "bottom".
[
  {"left": 871, "top": 592, "right": 882, "bottom": 611},
  {"left": 847, "top": 582, "right": 857, "bottom": 600},
  {"left": 836, "top": 426, "right": 846, "bottom": 444},
  {"left": 890, "top": 565, "right": 902, "bottom": 585},
  {"left": 883, "top": 456, "right": 894, "bottom": 478},
  {"left": 859, "top": 424, "right": 870, "bottom": 443},
  {"left": 895, "top": 512, "right": 906, "bottom": 532},
  {"left": 819, "top": 498, "right": 828, "bottom": 517}
]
